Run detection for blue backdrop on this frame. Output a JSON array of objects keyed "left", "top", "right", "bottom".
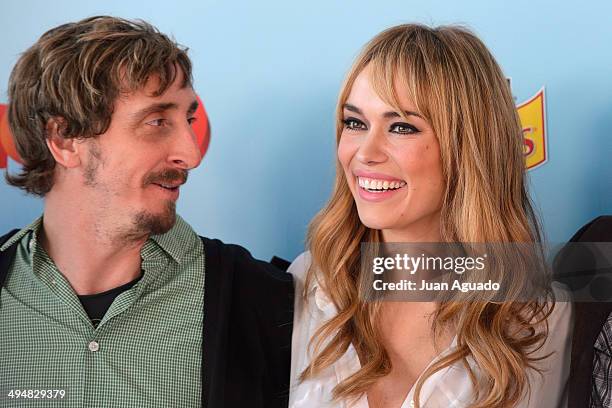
[{"left": 1, "top": 0, "right": 611, "bottom": 261}]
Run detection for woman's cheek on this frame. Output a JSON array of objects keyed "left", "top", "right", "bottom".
[
  {"left": 397, "top": 142, "right": 440, "bottom": 175},
  {"left": 337, "top": 137, "right": 355, "bottom": 169}
]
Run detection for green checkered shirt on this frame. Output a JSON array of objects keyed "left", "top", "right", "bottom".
[{"left": 0, "top": 215, "right": 204, "bottom": 407}]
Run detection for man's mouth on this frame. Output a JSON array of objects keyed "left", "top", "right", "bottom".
[
  {"left": 357, "top": 176, "right": 406, "bottom": 193},
  {"left": 152, "top": 182, "right": 181, "bottom": 192},
  {"left": 145, "top": 169, "right": 188, "bottom": 194}
]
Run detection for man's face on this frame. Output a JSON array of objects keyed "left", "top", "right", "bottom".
[{"left": 78, "top": 68, "right": 201, "bottom": 239}]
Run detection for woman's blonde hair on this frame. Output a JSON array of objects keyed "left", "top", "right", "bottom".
[{"left": 301, "top": 24, "right": 552, "bottom": 407}]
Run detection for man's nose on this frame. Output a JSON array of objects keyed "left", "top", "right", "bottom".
[{"left": 168, "top": 122, "right": 202, "bottom": 170}]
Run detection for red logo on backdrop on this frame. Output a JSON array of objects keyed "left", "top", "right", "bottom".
[
  {"left": 0, "top": 96, "right": 211, "bottom": 169},
  {"left": 0, "top": 104, "right": 14, "bottom": 169}
]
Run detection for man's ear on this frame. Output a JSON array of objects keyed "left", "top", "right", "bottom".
[{"left": 45, "top": 117, "right": 82, "bottom": 168}]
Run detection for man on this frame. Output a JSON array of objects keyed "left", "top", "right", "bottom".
[
  {"left": 593, "top": 313, "right": 612, "bottom": 407},
  {"left": 554, "top": 215, "right": 612, "bottom": 407},
  {"left": 0, "top": 16, "right": 293, "bottom": 407}
]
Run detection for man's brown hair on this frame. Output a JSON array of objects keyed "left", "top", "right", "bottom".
[{"left": 6, "top": 15, "right": 193, "bottom": 195}]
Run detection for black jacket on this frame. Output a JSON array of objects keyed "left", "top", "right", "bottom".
[
  {"left": 0, "top": 230, "right": 294, "bottom": 408},
  {"left": 553, "top": 216, "right": 612, "bottom": 407}
]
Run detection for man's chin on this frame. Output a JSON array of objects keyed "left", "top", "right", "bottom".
[{"left": 133, "top": 202, "right": 177, "bottom": 236}]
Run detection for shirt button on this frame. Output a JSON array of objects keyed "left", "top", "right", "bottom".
[{"left": 88, "top": 341, "right": 100, "bottom": 352}]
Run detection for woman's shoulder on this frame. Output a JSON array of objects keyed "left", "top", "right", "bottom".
[
  {"left": 548, "top": 281, "right": 574, "bottom": 329},
  {"left": 529, "top": 282, "right": 573, "bottom": 348},
  {"left": 516, "top": 283, "right": 574, "bottom": 407},
  {"left": 288, "top": 251, "right": 313, "bottom": 282}
]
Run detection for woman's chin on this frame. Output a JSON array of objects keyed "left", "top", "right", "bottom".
[{"left": 356, "top": 213, "right": 395, "bottom": 232}]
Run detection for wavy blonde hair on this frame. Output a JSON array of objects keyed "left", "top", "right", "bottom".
[{"left": 301, "top": 24, "right": 552, "bottom": 407}]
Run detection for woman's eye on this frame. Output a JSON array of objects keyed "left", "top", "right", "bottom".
[
  {"left": 146, "top": 118, "right": 166, "bottom": 127},
  {"left": 343, "top": 118, "right": 366, "bottom": 131},
  {"left": 188, "top": 117, "right": 198, "bottom": 125},
  {"left": 390, "top": 123, "right": 418, "bottom": 134}
]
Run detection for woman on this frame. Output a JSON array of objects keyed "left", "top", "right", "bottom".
[{"left": 289, "top": 24, "right": 572, "bottom": 408}]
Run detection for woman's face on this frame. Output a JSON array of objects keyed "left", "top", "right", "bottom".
[{"left": 337, "top": 66, "right": 445, "bottom": 242}]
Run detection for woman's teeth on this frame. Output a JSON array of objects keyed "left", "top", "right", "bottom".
[{"left": 357, "top": 177, "right": 406, "bottom": 192}]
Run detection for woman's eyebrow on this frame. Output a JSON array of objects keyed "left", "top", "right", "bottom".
[
  {"left": 383, "top": 111, "right": 423, "bottom": 119},
  {"left": 343, "top": 103, "right": 423, "bottom": 119},
  {"left": 343, "top": 103, "right": 362, "bottom": 114}
]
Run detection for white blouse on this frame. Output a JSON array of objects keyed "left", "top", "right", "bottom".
[{"left": 288, "top": 252, "right": 574, "bottom": 408}]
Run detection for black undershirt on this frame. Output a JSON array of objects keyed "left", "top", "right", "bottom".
[{"left": 78, "top": 273, "right": 143, "bottom": 327}]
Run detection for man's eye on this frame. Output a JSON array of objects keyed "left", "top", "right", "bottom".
[
  {"left": 146, "top": 119, "right": 166, "bottom": 127},
  {"left": 390, "top": 123, "right": 418, "bottom": 134},
  {"left": 188, "top": 117, "right": 198, "bottom": 125},
  {"left": 343, "top": 118, "right": 366, "bottom": 131}
]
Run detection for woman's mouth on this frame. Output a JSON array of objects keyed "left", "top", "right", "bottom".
[
  {"left": 357, "top": 177, "right": 406, "bottom": 193},
  {"left": 355, "top": 176, "right": 406, "bottom": 202}
]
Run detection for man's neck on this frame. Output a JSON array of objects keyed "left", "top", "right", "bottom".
[{"left": 40, "top": 197, "right": 147, "bottom": 296}]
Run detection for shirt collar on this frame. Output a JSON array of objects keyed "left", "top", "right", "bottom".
[
  {"left": 0, "top": 217, "right": 42, "bottom": 252},
  {"left": 0, "top": 215, "right": 198, "bottom": 267},
  {"left": 147, "top": 215, "right": 198, "bottom": 265},
  {"left": 308, "top": 274, "right": 337, "bottom": 315}
]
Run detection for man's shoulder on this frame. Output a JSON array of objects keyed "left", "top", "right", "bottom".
[
  {"left": 199, "top": 236, "right": 294, "bottom": 334},
  {"left": 0, "top": 229, "right": 22, "bottom": 287},
  {"left": 199, "top": 236, "right": 293, "bottom": 285},
  {"left": 0, "top": 229, "right": 20, "bottom": 250},
  {"left": 0, "top": 218, "right": 43, "bottom": 253}
]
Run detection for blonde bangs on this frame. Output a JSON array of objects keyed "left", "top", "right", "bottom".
[{"left": 336, "top": 28, "right": 438, "bottom": 142}]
